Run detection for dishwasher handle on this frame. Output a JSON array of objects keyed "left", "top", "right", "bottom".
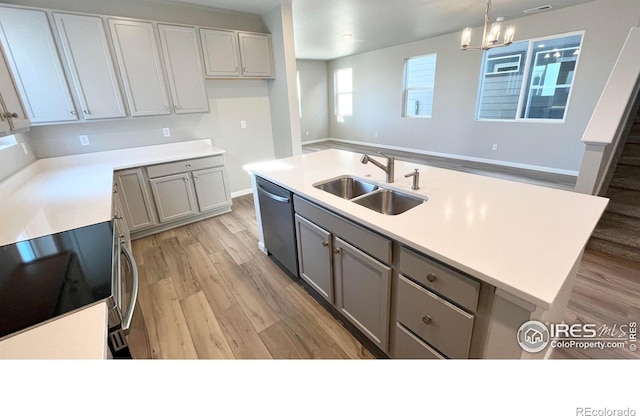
[
  {"left": 258, "top": 183, "right": 290, "bottom": 203},
  {"left": 120, "top": 243, "right": 139, "bottom": 334}
]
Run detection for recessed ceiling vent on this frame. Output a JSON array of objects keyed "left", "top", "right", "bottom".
[{"left": 523, "top": 4, "right": 553, "bottom": 14}]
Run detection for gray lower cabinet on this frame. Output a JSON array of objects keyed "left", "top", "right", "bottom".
[
  {"left": 334, "top": 237, "right": 392, "bottom": 352},
  {"left": 114, "top": 168, "right": 158, "bottom": 232},
  {"left": 149, "top": 172, "right": 197, "bottom": 223},
  {"left": 293, "top": 197, "right": 392, "bottom": 353},
  {"left": 394, "top": 246, "right": 480, "bottom": 359},
  {"left": 192, "top": 167, "right": 230, "bottom": 212},
  {"left": 295, "top": 214, "right": 334, "bottom": 303},
  {"left": 114, "top": 155, "right": 231, "bottom": 238}
]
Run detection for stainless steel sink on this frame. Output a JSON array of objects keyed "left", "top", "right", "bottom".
[
  {"left": 314, "top": 176, "right": 379, "bottom": 200},
  {"left": 352, "top": 189, "right": 426, "bottom": 215}
]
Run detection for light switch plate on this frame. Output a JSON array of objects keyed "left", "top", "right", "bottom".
[
  {"left": 163, "top": 128, "right": 171, "bottom": 137},
  {"left": 79, "top": 135, "right": 90, "bottom": 146}
]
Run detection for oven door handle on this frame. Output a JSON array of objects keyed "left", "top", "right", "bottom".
[{"left": 120, "top": 243, "right": 139, "bottom": 334}]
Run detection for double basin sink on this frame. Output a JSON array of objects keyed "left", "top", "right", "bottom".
[{"left": 313, "top": 176, "right": 427, "bottom": 215}]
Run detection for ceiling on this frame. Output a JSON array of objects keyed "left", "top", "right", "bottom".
[{"left": 154, "top": 0, "right": 597, "bottom": 60}]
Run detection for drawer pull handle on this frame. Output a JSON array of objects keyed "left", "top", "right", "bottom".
[
  {"left": 186, "top": 164, "right": 192, "bottom": 168},
  {"left": 322, "top": 241, "right": 328, "bottom": 247},
  {"left": 422, "top": 316, "right": 432, "bottom": 325},
  {"left": 426, "top": 273, "right": 437, "bottom": 283}
]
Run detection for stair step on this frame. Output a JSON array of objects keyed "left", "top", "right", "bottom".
[
  {"left": 620, "top": 156, "right": 640, "bottom": 166},
  {"left": 591, "top": 212, "right": 640, "bottom": 248},
  {"left": 610, "top": 164, "right": 640, "bottom": 191},
  {"left": 605, "top": 187, "right": 640, "bottom": 218},
  {"left": 587, "top": 237, "right": 640, "bottom": 263}
]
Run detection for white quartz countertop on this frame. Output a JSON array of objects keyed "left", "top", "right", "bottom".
[
  {"left": 249, "top": 149, "right": 609, "bottom": 309},
  {"left": 0, "top": 139, "right": 224, "bottom": 247}
]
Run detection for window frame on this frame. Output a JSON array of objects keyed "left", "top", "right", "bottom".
[
  {"left": 476, "top": 30, "right": 584, "bottom": 124},
  {"left": 334, "top": 67, "right": 353, "bottom": 120},
  {"left": 402, "top": 53, "right": 437, "bottom": 118}
]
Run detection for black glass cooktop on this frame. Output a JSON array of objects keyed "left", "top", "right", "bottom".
[{"left": 0, "top": 221, "right": 114, "bottom": 339}]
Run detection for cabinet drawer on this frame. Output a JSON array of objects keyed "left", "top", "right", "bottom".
[
  {"left": 147, "top": 155, "right": 224, "bottom": 178},
  {"left": 394, "top": 323, "right": 444, "bottom": 359},
  {"left": 396, "top": 274, "right": 473, "bottom": 359},
  {"left": 399, "top": 246, "right": 479, "bottom": 312},
  {"left": 293, "top": 195, "right": 391, "bottom": 264}
]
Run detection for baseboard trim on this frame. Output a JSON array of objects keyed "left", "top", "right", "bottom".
[
  {"left": 231, "top": 188, "right": 253, "bottom": 198},
  {"left": 306, "top": 138, "right": 579, "bottom": 177}
]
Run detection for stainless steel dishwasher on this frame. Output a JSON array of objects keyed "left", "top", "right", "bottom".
[{"left": 255, "top": 176, "right": 298, "bottom": 277}]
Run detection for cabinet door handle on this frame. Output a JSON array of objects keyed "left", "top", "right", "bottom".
[
  {"left": 70, "top": 110, "right": 76, "bottom": 115},
  {"left": 184, "top": 177, "right": 189, "bottom": 182},
  {"left": 3, "top": 112, "right": 18, "bottom": 119},
  {"left": 322, "top": 241, "right": 328, "bottom": 247},
  {"left": 426, "top": 273, "right": 437, "bottom": 283},
  {"left": 334, "top": 247, "right": 342, "bottom": 254},
  {"left": 422, "top": 316, "right": 432, "bottom": 325},
  {"left": 186, "top": 164, "right": 191, "bottom": 168},
  {"left": 83, "top": 109, "right": 90, "bottom": 115}
]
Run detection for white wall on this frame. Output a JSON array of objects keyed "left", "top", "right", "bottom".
[
  {"left": 263, "top": 2, "right": 302, "bottom": 158},
  {"left": 0, "top": 133, "right": 36, "bottom": 181},
  {"left": 328, "top": 0, "right": 640, "bottom": 173},
  {"left": 0, "top": 0, "right": 275, "bottom": 193},
  {"left": 297, "top": 59, "right": 329, "bottom": 142}
]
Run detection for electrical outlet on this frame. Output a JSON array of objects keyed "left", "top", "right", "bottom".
[
  {"left": 240, "top": 120, "right": 247, "bottom": 129},
  {"left": 163, "top": 128, "right": 171, "bottom": 137},
  {"left": 79, "top": 135, "right": 90, "bottom": 146},
  {"left": 492, "top": 144, "right": 498, "bottom": 151},
  {"left": 374, "top": 132, "right": 378, "bottom": 139},
  {"left": 305, "top": 131, "right": 310, "bottom": 136}
]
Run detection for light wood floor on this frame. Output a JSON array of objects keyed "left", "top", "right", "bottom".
[
  {"left": 130, "top": 194, "right": 375, "bottom": 359},
  {"left": 131, "top": 194, "right": 640, "bottom": 360}
]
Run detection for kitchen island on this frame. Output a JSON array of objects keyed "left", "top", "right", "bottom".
[{"left": 249, "top": 149, "right": 609, "bottom": 358}]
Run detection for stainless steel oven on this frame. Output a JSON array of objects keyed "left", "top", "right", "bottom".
[{"left": 107, "top": 217, "right": 140, "bottom": 358}]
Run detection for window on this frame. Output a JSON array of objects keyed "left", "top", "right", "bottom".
[
  {"left": 403, "top": 54, "right": 436, "bottom": 117},
  {"left": 335, "top": 67, "right": 352, "bottom": 121},
  {"left": 477, "top": 32, "right": 583, "bottom": 122}
]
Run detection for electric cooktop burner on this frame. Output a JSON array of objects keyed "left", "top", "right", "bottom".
[{"left": 0, "top": 221, "right": 114, "bottom": 339}]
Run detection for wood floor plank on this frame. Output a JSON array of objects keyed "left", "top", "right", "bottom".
[
  {"left": 188, "top": 220, "right": 226, "bottom": 255},
  {"left": 258, "top": 321, "right": 312, "bottom": 359},
  {"left": 205, "top": 218, "right": 255, "bottom": 265},
  {"left": 231, "top": 279, "right": 281, "bottom": 333},
  {"left": 314, "top": 343, "right": 352, "bottom": 359},
  {"left": 140, "top": 242, "right": 172, "bottom": 285},
  {"left": 284, "top": 283, "right": 376, "bottom": 359},
  {"left": 217, "top": 305, "right": 273, "bottom": 359},
  {"left": 180, "top": 292, "right": 235, "bottom": 359},
  {"left": 218, "top": 211, "right": 246, "bottom": 234},
  {"left": 161, "top": 236, "right": 201, "bottom": 300},
  {"left": 186, "top": 245, "right": 237, "bottom": 314},
  {"left": 139, "top": 278, "right": 198, "bottom": 359}
]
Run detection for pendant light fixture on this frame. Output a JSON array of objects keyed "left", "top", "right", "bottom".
[{"left": 461, "top": 0, "right": 515, "bottom": 50}]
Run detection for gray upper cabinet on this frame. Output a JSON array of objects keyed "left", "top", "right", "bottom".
[
  {"left": 200, "top": 28, "right": 274, "bottom": 79},
  {"left": 108, "top": 19, "right": 170, "bottom": 117},
  {"left": 157, "top": 24, "right": 208, "bottom": 114},
  {"left": 238, "top": 32, "right": 274, "bottom": 78},
  {"left": 0, "top": 46, "right": 30, "bottom": 133},
  {"left": 0, "top": 7, "right": 77, "bottom": 123},
  {"left": 53, "top": 13, "right": 126, "bottom": 120},
  {"left": 200, "top": 28, "right": 241, "bottom": 78}
]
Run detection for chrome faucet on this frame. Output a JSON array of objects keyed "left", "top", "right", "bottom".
[
  {"left": 360, "top": 153, "right": 395, "bottom": 183},
  {"left": 404, "top": 169, "right": 420, "bottom": 190}
]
